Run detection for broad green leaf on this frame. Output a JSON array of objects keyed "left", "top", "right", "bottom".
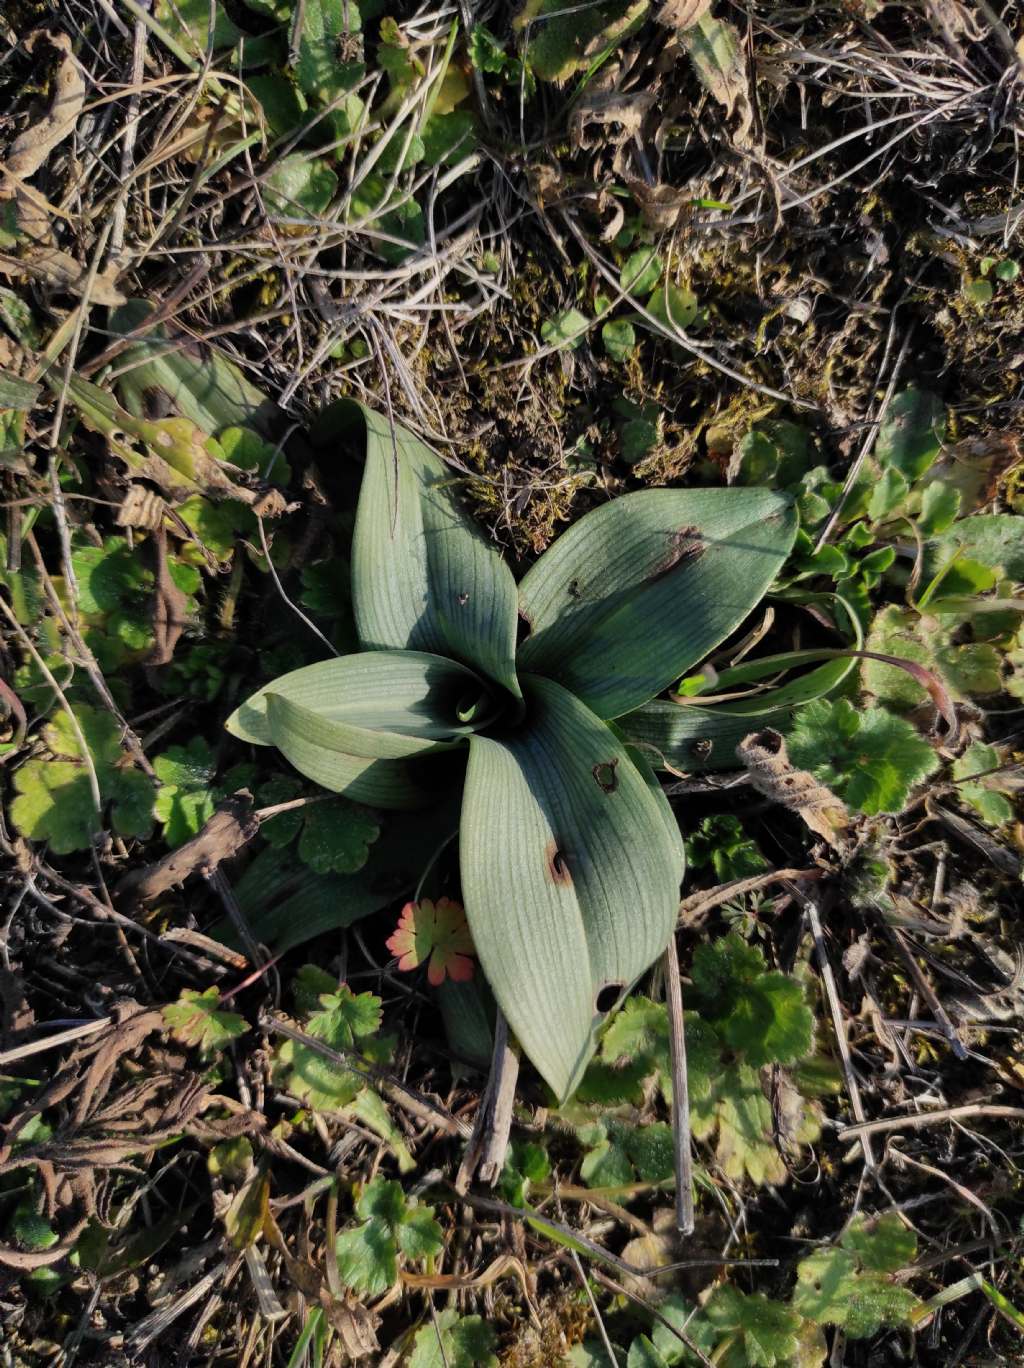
[
  {"left": 704, "top": 1286, "right": 800, "bottom": 1367},
  {"left": 460, "top": 676, "right": 683, "bottom": 1101},
  {"left": 627, "top": 1338, "right": 670, "bottom": 1368},
  {"left": 329, "top": 401, "right": 520, "bottom": 697},
  {"left": 154, "top": 738, "right": 219, "bottom": 847},
  {"left": 163, "top": 987, "right": 249, "bottom": 1056},
  {"left": 650, "top": 1294, "right": 721, "bottom": 1366},
  {"left": 226, "top": 650, "right": 488, "bottom": 807},
  {"left": 541, "top": 308, "right": 590, "bottom": 350},
  {"left": 296, "top": 801, "right": 380, "bottom": 873},
  {"left": 10, "top": 706, "right": 155, "bottom": 853},
  {"left": 336, "top": 1179, "right": 442, "bottom": 1295},
  {"left": 794, "top": 1216, "right": 919, "bottom": 1338},
  {"left": 263, "top": 693, "right": 435, "bottom": 808},
  {"left": 227, "top": 649, "right": 491, "bottom": 751},
  {"left": 517, "top": 487, "right": 797, "bottom": 719},
  {"left": 842, "top": 1212, "right": 916, "bottom": 1272},
  {"left": 602, "top": 318, "right": 636, "bottom": 361},
  {"left": 523, "top": 0, "right": 646, "bottom": 82},
  {"left": 620, "top": 248, "right": 662, "bottom": 296},
  {"left": 229, "top": 800, "right": 459, "bottom": 951},
  {"left": 927, "top": 513, "right": 1024, "bottom": 581},
  {"left": 263, "top": 153, "right": 337, "bottom": 217},
  {"left": 788, "top": 698, "right": 937, "bottom": 815},
  {"left": 409, "top": 1310, "right": 498, "bottom": 1368},
  {"left": 154, "top": 0, "right": 242, "bottom": 51},
  {"left": 691, "top": 934, "right": 813, "bottom": 1067},
  {"left": 864, "top": 604, "right": 1002, "bottom": 711},
  {"left": 875, "top": 388, "right": 946, "bottom": 481},
  {"left": 952, "top": 742, "right": 1014, "bottom": 826},
  {"left": 578, "top": 1117, "right": 675, "bottom": 1186},
  {"left": 110, "top": 301, "right": 278, "bottom": 438},
  {"left": 620, "top": 656, "right": 852, "bottom": 771},
  {"left": 645, "top": 283, "right": 698, "bottom": 332}
]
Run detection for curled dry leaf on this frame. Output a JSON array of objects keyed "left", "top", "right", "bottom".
[
  {"left": 622, "top": 175, "right": 693, "bottom": 232},
  {"left": 569, "top": 68, "right": 655, "bottom": 151},
  {"left": 737, "top": 728, "right": 849, "bottom": 847},
  {"left": 0, "top": 246, "right": 126, "bottom": 306},
  {"left": 3, "top": 32, "right": 85, "bottom": 181}
]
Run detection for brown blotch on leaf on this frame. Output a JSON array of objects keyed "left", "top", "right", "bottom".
[
  {"left": 545, "top": 841, "right": 572, "bottom": 886},
  {"left": 593, "top": 759, "right": 619, "bottom": 793},
  {"left": 647, "top": 526, "right": 705, "bottom": 583}
]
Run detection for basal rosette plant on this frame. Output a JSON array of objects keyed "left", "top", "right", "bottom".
[{"left": 227, "top": 402, "right": 797, "bottom": 1100}]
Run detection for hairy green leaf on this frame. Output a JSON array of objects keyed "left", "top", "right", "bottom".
[
  {"left": 788, "top": 697, "right": 938, "bottom": 814},
  {"left": 409, "top": 1310, "right": 498, "bottom": 1368},
  {"left": 10, "top": 706, "right": 155, "bottom": 853},
  {"left": 703, "top": 1286, "right": 801, "bottom": 1367},
  {"left": 163, "top": 987, "right": 248, "bottom": 1056}
]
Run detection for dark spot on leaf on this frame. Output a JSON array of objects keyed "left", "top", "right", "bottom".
[
  {"left": 568, "top": 577, "right": 583, "bottom": 600},
  {"left": 595, "top": 982, "right": 624, "bottom": 1013},
  {"left": 647, "top": 526, "right": 705, "bottom": 583},
  {"left": 457, "top": 592, "right": 470, "bottom": 606},
  {"left": 592, "top": 759, "right": 618, "bottom": 793},
  {"left": 545, "top": 841, "right": 572, "bottom": 886},
  {"left": 141, "top": 386, "right": 174, "bottom": 420}
]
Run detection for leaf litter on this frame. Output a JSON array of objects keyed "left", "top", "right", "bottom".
[{"left": 1, "top": 2, "right": 1024, "bottom": 1364}]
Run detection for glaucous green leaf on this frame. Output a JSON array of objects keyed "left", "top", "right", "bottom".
[
  {"left": 227, "top": 649, "right": 491, "bottom": 752},
  {"left": 517, "top": 487, "right": 797, "bottom": 719},
  {"left": 263, "top": 153, "right": 338, "bottom": 217},
  {"left": 459, "top": 676, "right": 684, "bottom": 1101},
  {"left": 620, "top": 656, "right": 851, "bottom": 771},
  {"left": 328, "top": 401, "right": 521, "bottom": 698}
]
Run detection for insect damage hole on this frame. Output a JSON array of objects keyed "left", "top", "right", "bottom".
[
  {"left": 592, "top": 759, "right": 618, "bottom": 793},
  {"left": 545, "top": 841, "right": 572, "bottom": 885},
  {"left": 595, "top": 982, "right": 624, "bottom": 1014}
]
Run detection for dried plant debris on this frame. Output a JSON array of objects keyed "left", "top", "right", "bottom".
[{"left": 1, "top": 2, "right": 1024, "bottom": 1364}]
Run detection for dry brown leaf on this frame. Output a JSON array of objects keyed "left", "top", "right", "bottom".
[
  {"left": 656, "top": 0, "right": 712, "bottom": 30},
  {"left": 737, "top": 728, "right": 849, "bottom": 847},
  {"left": 3, "top": 32, "right": 85, "bottom": 181},
  {"left": 0, "top": 247, "right": 126, "bottom": 305},
  {"left": 570, "top": 68, "right": 655, "bottom": 151},
  {"left": 320, "top": 1292, "right": 381, "bottom": 1359},
  {"left": 622, "top": 175, "right": 692, "bottom": 232},
  {"left": 116, "top": 484, "right": 165, "bottom": 530}
]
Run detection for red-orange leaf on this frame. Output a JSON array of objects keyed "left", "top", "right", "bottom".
[{"left": 386, "top": 898, "right": 475, "bottom": 986}]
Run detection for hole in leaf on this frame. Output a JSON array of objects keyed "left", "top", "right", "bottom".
[
  {"left": 592, "top": 759, "right": 619, "bottom": 793},
  {"left": 595, "top": 982, "right": 624, "bottom": 1014},
  {"left": 545, "top": 841, "right": 572, "bottom": 885}
]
